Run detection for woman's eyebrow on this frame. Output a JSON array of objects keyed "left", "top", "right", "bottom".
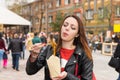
[
  {"left": 71, "top": 24, "right": 76, "bottom": 27},
  {"left": 64, "top": 21, "right": 68, "bottom": 24},
  {"left": 64, "top": 21, "right": 76, "bottom": 27}
]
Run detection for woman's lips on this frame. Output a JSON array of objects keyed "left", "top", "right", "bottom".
[{"left": 62, "top": 32, "right": 68, "bottom": 37}]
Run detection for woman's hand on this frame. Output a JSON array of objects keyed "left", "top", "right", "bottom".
[
  {"left": 30, "top": 43, "right": 45, "bottom": 62},
  {"left": 51, "top": 71, "right": 67, "bottom": 80},
  {"left": 31, "top": 43, "right": 45, "bottom": 54}
]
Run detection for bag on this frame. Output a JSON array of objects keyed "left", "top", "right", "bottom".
[
  {"left": 75, "top": 54, "right": 96, "bottom": 80},
  {"left": 108, "top": 56, "right": 120, "bottom": 69}
]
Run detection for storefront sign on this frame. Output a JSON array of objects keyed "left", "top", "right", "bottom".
[{"left": 114, "top": 24, "right": 120, "bottom": 32}]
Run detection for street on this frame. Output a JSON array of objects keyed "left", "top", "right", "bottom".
[
  {"left": 0, "top": 50, "right": 118, "bottom": 80},
  {"left": 93, "top": 50, "right": 118, "bottom": 80}
]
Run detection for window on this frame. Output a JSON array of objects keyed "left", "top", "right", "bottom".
[
  {"left": 42, "top": 5, "right": 45, "bottom": 10},
  {"left": 56, "top": 0, "right": 61, "bottom": 7},
  {"left": 31, "top": 18, "right": 33, "bottom": 24},
  {"left": 48, "top": 16, "right": 53, "bottom": 23},
  {"left": 30, "top": 6, "right": 33, "bottom": 16},
  {"left": 23, "top": 7, "right": 27, "bottom": 14},
  {"left": 65, "top": 0, "right": 70, "bottom": 5},
  {"left": 98, "top": 8, "right": 104, "bottom": 18},
  {"left": 35, "top": 6, "right": 39, "bottom": 12},
  {"left": 19, "top": 9, "right": 22, "bottom": 15},
  {"left": 48, "top": 2, "right": 52, "bottom": 8},
  {"left": 27, "top": 6, "right": 31, "bottom": 15},
  {"left": 35, "top": 18, "right": 39, "bottom": 24},
  {"left": 74, "top": 0, "right": 80, "bottom": 4},
  {"left": 115, "top": 6, "right": 120, "bottom": 16},
  {"left": 85, "top": 9, "right": 93, "bottom": 20},
  {"left": 42, "top": 17, "right": 45, "bottom": 24}
]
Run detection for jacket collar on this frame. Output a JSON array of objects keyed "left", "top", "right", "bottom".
[{"left": 74, "top": 44, "right": 83, "bottom": 56}]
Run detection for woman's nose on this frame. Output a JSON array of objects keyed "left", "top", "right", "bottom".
[{"left": 65, "top": 26, "right": 70, "bottom": 31}]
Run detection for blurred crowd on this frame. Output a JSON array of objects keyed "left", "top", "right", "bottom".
[
  {"left": 87, "top": 32, "right": 120, "bottom": 52},
  {"left": 0, "top": 31, "right": 59, "bottom": 71},
  {"left": 0, "top": 31, "right": 120, "bottom": 72}
]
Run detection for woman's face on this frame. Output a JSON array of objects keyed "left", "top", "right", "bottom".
[{"left": 61, "top": 17, "right": 79, "bottom": 42}]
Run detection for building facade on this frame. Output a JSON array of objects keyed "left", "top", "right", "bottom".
[
  {"left": 83, "top": 0, "right": 120, "bottom": 34},
  {"left": 83, "top": 0, "right": 111, "bottom": 34},
  {"left": 11, "top": 0, "right": 120, "bottom": 34},
  {"left": 111, "top": 0, "right": 120, "bottom": 33},
  {"left": 11, "top": 0, "right": 83, "bottom": 33}
]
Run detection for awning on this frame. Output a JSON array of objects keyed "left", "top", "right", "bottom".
[{"left": 0, "top": 7, "right": 31, "bottom": 26}]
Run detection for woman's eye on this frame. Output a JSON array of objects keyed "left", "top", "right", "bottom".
[
  {"left": 63, "top": 24, "right": 67, "bottom": 27},
  {"left": 71, "top": 27, "right": 76, "bottom": 30}
]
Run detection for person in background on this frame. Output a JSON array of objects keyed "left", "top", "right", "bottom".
[
  {"left": 26, "top": 15, "right": 93, "bottom": 80},
  {"left": 47, "top": 34, "right": 57, "bottom": 54},
  {"left": 8, "top": 33, "right": 23, "bottom": 71},
  {"left": 2, "top": 33, "right": 9, "bottom": 69},
  {"left": 19, "top": 33, "right": 26, "bottom": 59},
  {"left": 54, "top": 31, "right": 59, "bottom": 43},
  {"left": 0, "top": 32, "right": 7, "bottom": 70},
  {"left": 112, "top": 33, "right": 119, "bottom": 43},
  {"left": 6, "top": 33, "right": 11, "bottom": 47},
  {"left": 25, "top": 32, "right": 34, "bottom": 51},
  {"left": 32, "top": 32, "right": 41, "bottom": 45},
  {"left": 39, "top": 32, "right": 47, "bottom": 45},
  {"left": 113, "top": 38, "right": 120, "bottom": 80}
]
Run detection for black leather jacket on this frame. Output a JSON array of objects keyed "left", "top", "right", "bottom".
[
  {"left": 26, "top": 45, "right": 93, "bottom": 80},
  {"left": 114, "top": 43, "right": 120, "bottom": 73},
  {"left": 8, "top": 38, "right": 23, "bottom": 52}
]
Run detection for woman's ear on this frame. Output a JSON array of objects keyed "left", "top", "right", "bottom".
[{"left": 75, "top": 34, "right": 79, "bottom": 37}]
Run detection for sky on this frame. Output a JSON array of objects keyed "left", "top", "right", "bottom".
[
  {"left": 0, "top": 0, "right": 36, "bottom": 8},
  {"left": 4, "top": 0, "right": 35, "bottom": 6}
]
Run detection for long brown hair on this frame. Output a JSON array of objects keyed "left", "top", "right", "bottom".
[{"left": 56, "top": 15, "right": 92, "bottom": 60}]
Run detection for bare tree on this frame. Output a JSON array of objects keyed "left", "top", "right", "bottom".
[{"left": 39, "top": 0, "right": 44, "bottom": 32}]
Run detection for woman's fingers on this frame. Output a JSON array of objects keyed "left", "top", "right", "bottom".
[
  {"left": 51, "top": 71, "right": 67, "bottom": 80},
  {"left": 51, "top": 77, "right": 61, "bottom": 80},
  {"left": 31, "top": 43, "right": 45, "bottom": 53}
]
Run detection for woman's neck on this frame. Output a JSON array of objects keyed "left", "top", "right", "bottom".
[{"left": 62, "top": 41, "right": 75, "bottom": 49}]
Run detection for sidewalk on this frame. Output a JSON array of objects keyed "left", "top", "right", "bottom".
[
  {"left": 0, "top": 50, "right": 44, "bottom": 80},
  {"left": 93, "top": 50, "right": 118, "bottom": 80},
  {"left": 0, "top": 50, "right": 119, "bottom": 80}
]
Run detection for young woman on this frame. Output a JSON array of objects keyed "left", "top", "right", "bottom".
[{"left": 26, "top": 15, "right": 93, "bottom": 80}]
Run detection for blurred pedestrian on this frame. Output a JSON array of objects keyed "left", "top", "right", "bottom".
[
  {"left": 54, "top": 31, "right": 59, "bottom": 43},
  {"left": 32, "top": 32, "right": 41, "bottom": 44},
  {"left": 0, "top": 32, "right": 7, "bottom": 70},
  {"left": 19, "top": 33, "right": 26, "bottom": 59},
  {"left": 2, "top": 33, "right": 9, "bottom": 69},
  {"left": 25, "top": 32, "right": 34, "bottom": 51},
  {"left": 39, "top": 32, "right": 47, "bottom": 44},
  {"left": 47, "top": 34, "right": 57, "bottom": 54},
  {"left": 113, "top": 42, "right": 120, "bottom": 80},
  {"left": 8, "top": 33, "right": 23, "bottom": 71}
]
